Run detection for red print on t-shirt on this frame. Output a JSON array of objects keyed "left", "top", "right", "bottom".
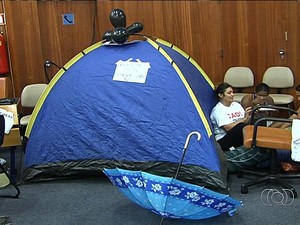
[{"left": 227, "top": 111, "right": 242, "bottom": 119}]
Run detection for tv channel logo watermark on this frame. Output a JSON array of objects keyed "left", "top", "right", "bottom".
[{"left": 260, "top": 189, "right": 295, "bottom": 206}]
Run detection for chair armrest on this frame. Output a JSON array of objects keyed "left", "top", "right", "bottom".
[{"left": 250, "top": 105, "right": 298, "bottom": 124}]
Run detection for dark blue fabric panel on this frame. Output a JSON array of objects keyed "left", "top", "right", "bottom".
[
  {"left": 156, "top": 42, "right": 220, "bottom": 167},
  {"left": 156, "top": 42, "right": 218, "bottom": 118},
  {"left": 25, "top": 41, "right": 220, "bottom": 173}
]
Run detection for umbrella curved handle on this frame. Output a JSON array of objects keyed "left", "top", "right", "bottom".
[
  {"left": 184, "top": 131, "right": 201, "bottom": 149},
  {"left": 174, "top": 131, "right": 201, "bottom": 179}
]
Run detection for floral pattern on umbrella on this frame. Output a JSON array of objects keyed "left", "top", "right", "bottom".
[{"left": 104, "top": 168, "right": 242, "bottom": 220}]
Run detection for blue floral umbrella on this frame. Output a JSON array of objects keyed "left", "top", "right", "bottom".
[{"left": 103, "top": 132, "right": 242, "bottom": 224}]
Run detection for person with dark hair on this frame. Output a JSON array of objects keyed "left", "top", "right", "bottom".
[
  {"left": 241, "top": 83, "right": 274, "bottom": 109},
  {"left": 241, "top": 83, "right": 300, "bottom": 129},
  {"left": 210, "top": 82, "right": 252, "bottom": 151},
  {"left": 241, "top": 83, "right": 278, "bottom": 125}
]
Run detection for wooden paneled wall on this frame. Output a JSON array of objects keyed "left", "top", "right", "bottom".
[
  {"left": 3, "top": 0, "right": 44, "bottom": 99},
  {"left": 37, "top": 0, "right": 98, "bottom": 77},
  {"left": 98, "top": 0, "right": 222, "bottom": 83},
  {"left": 221, "top": 1, "right": 298, "bottom": 94},
  {"left": 0, "top": 0, "right": 299, "bottom": 112},
  {"left": 2, "top": 0, "right": 98, "bottom": 101}
]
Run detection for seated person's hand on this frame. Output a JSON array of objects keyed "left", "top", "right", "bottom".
[
  {"left": 252, "top": 97, "right": 265, "bottom": 107},
  {"left": 244, "top": 107, "right": 252, "bottom": 123},
  {"left": 245, "top": 107, "right": 252, "bottom": 116}
]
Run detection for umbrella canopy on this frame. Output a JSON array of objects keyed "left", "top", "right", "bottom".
[{"left": 103, "top": 167, "right": 242, "bottom": 221}]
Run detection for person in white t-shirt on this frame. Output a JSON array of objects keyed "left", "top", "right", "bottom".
[{"left": 210, "top": 82, "right": 252, "bottom": 151}]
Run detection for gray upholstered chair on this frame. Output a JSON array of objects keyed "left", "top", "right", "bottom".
[
  {"left": 262, "top": 66, "right": 294, "bottom": 108},
  {"left": 224, "top": 67, "right": 254, "bottom": 103},
  {"left": 19, "top": 83, "right": 48, "bottom": 151}
]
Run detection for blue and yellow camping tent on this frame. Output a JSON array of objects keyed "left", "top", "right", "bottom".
[{"left": 23, "top": 38, "right": 227, "bottom": 192}]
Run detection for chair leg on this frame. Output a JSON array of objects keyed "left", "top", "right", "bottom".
[
  {"left": 269, "top": 150, "right": 279, "bottom": 174},
  {"left": 21, "top": 137, "right": 28, "bottom": 153},
  {"left": 0, "top": 163, "right": 20, "bottom": 198},
  {"left": 241, "top": 174, "right": 298, "bottom": 197},
  {"left": 19, "top": 125, "right": 27, "bottom": 153},
  {"left": 240, "top": 150, "right": 298, "bottom": 197},
  {"left": 241, "top": 176, "right": 271, "bottom": 193}
]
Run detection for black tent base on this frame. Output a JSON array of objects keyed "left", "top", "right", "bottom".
[{"left": 22, "top": 159, "right": 229, "bottom": 194}]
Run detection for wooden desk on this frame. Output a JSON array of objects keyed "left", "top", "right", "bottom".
[
  {"left": 0, "top": 102, "right": 21, "bottom": 182},
  {"left": 243, "top": 125, "right": 291, "bottom": 150}
]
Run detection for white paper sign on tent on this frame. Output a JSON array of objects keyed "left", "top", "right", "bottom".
[{"left": 113, "top": 58, "right": 151, "bottom": 83}]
